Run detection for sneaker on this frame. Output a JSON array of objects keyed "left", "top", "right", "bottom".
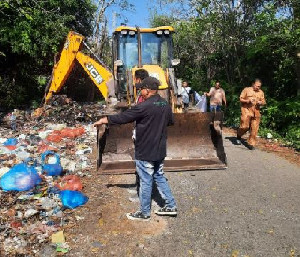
[
  {"left": 126, "top": 211, "right": 150, "bottom": 221},
  {"left": 155, "top": 206, "right": 177, "bottom": 216}
]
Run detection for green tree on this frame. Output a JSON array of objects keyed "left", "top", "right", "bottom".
[
  {"left": 151, "top": 0, "right": 300, "bottom": 148},
  {"left": 0, "top": 0, "right": 96, "bottom": 108}
]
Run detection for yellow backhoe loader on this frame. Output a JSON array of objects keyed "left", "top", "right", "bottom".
[{"left": 45, "top": 27, "right": 227, "bottom": 174}]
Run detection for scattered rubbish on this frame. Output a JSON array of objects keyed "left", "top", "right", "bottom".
[
  {"left": 4, "top": 138, "right": 18, "bottom": 146},
  {"left": 56, "top": 242, "right": 70, "bottom": 253},
  {"left": 46, "top": 133, "right": 62, "bottom": 143},
  {"left": 60, "top": 190, "right": 88, "bottom": 209},
  {"left": 51, "top": 231, "right": 65, "bottom": 244},
  {"left": 56, "top": 175, "right": 83, "bottom": 191},
  {"left": 41, "top": 151, "right": 63, "bottom": 176},
  {"left": 0, "top": 161, "right": 41, "bottom": 191},
  {"left": 75, "top": 147, "right": 92, "bottom": 155},
  {"left": 39, "top": 197, "right": 58, "bottom": 210},
  {"left": 91, "top": 241, "right": 104, "bottom": 248},
  {"left": 75, "top": 215, "right": 85, "bottom": 221},
  {"left": 16, "top": 150, "right": 30, "bottom": 161},
  {"left": 0, "top": 97, "right": 97, "bottom": 254},
  {"left": 0, "top": 167, "right": 10, "bottom": 177},
  {"left": 24, "top": 209, "right": 39, "bottom": 218}
]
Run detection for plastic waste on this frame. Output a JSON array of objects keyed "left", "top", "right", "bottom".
[
  {"left": 39, "top": 197, "right": 58, "bottom": 210},
  {"left": 56, "top": 175, "right": 83, "bottom": 191},
  {"left": 5, "top": 145, "right": 17, "bottom": 151},
  {"left": 0, "top": 167, "right": 10, "bottom": 177},
  {"left": 60, "top": 190, "right": 88, "bottom": 209},
  {"left": 0, "top": 138, "right": 7, "bottom": 144},
  {"left": 46, "top": 134, "right": 62, "bottom": 143},
  {"left": 24, "top": 209, "right": 39, "bottom": 218},
  {"left": 41, "top": 150, "right": 63, "bottom": 176},
  {"left": 60, "top": 128, "right": 76, "bottom": 139},
  {"left": 4, "top": 138, "right": 18, "bottom": 146},
  {"left": 195, "top": 95, "right": 207, "bottom": 112},
  {"left": 56, "top": 243, "right": 69, "bottom": 253},
  {"left": 194, "top": 91, "right": 201, "bottom": 103},
  {"left": 47, "top": 124, "right": 66, "bottom": 131},
  {"left": 28, "top": 135, "right": 42, "bottom": 144},
  {"left": 18, "top": 134, "right": 26, "bottom": 140},
  {"left": 15, "top": 150, "right": 30, "bottom": 161},
  {"left": 38, "top": 130, "right": 52, "bottom": 139},
  {"left": 0, "top": 146, "right": 10, "bottom": 154},
  {"left": 60, "top": 158, "right": 76, "bottom": 172},
  {"left": 75, "top": 147, "right": 92, "bottom": 155},
  {"left": 51, "top": 231, "right": 65, "bottom": 243},
  {"left": 37, "top": 143, "right": 58, "bottom": 154},
  {"left": 60, "top": 127, "right": 85, "bottom": 139},
  {"left": 0, "top": 159, "right": 42, "bottom": 191}
]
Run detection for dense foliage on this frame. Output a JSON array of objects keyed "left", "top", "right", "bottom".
[
  {"left": 151, "top": 0, "right": 300, "bottom": 149},
  {"left": 0, "top": 0, "right": 96, "bottom": 108}
]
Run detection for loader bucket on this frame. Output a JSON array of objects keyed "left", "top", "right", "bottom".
[{"left": 97, "top": 112, "right": 227, "bottom": 174}]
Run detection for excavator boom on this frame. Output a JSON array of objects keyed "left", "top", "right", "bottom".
[{"left": 45, "top": 31, "right": 112, "bottom": 103}]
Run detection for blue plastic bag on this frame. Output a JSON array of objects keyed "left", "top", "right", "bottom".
[
  {"left": 3, "top": 138, "right": 18, "bottom": 146},
  {"left": 41, "top": 150, "right": 63, "bottom": 176},
  {"left": 0, "top": 159, "right": 41, "bottom": 191},
  {"left": 60, "top": 190, "right": 88, "bottom": 209}
]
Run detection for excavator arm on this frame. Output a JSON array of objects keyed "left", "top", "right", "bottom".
[{"left": 45, "top": 31, "right": 113, "bottom": 103}]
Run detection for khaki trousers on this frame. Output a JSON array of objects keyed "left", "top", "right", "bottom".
[{"left": 237, "top": 114, "right": 260, "bottom": 146}]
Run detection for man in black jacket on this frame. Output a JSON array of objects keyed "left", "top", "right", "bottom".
[{"left": 94, "top": 77, "right": 177, "bottom": 221}]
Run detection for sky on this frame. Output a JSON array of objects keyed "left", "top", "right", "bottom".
[{"left": 106, "top": 0, "right": 168, "bottom": 32}]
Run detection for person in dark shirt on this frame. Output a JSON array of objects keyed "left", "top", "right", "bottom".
[{"left": 94, "top": 77, "right": 177, "bottom": 221}]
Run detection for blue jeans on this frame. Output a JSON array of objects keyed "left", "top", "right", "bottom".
[
  {"left": 135, "top": 160, "right": 176, "bottom": 216},
  {"left": 210, "top": 105, "right": 221, "bottom": 112}
]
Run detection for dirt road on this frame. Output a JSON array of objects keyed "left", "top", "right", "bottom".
[{"left": 66, "top": 134, "right": 300, "bottom": 257}]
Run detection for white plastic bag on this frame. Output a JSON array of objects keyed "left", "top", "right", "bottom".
[{"left": 195, "top": 95, "right": 207, "bottom": 112}]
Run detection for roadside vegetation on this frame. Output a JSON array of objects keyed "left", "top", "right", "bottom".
[{"left": 151, "top": 0, "right": 300, "bottom": 149}]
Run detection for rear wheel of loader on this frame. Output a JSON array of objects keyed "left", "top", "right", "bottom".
[{"left": 97, "top": 112, "right": 227, "bottom": 174}]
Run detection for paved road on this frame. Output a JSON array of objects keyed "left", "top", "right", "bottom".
[
  {"left": 142, "top": 135, "right": 300, "bottom": 257},
  {"left": 66, "top": 135, "right": 300, "bottom": 257}
]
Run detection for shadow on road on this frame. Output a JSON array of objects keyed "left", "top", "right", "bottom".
[
  {"left": 225, "top": 136, "right": 254, "bottom": 150},
  {"left": 225, "top": 136, "right": 241, "bottom": 145},
  {"left": 106, "top": 183, "right": 136, "bottom": 188},
  {"left": 106, "top": 182, "right": 165, "bottom": 207}
]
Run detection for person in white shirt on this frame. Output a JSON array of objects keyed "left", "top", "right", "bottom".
[{"left": 181, "top": 81, "right": 191, "bottom": 108}]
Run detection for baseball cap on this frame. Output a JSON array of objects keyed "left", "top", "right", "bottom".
[{"left": 135, "top": 77, "right": 160, "bottom": 90}]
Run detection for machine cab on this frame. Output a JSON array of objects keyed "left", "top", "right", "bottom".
[{"left": 112, "top": 26, "right": 175, "bottom": 102}]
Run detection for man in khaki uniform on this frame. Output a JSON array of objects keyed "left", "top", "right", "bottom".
[{"left": 236, "top": 79, "right": 266, "bottom": 150}]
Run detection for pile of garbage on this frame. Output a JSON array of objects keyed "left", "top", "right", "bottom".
[
  {"left": 0, "top": 118, "right": 97, "bottom": 255},
  {"left": 1, "top": 95, "right": 105, "bottom": 129},
  {"left": 36, "top": 95, "right": 105, "bottom": 125}
]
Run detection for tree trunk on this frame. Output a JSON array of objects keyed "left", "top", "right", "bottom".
[{"left": 293, "top": 0, "right": 300, "bottom": 95}]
